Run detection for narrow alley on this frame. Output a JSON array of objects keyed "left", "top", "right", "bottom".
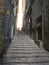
[
  {"left": 4, "top": 32, "right": 49, "bottom": 65},
  {"left": 0, "top": 0, "right": 49, "bottom": 65}
]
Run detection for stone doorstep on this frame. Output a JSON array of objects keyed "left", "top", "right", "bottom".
[{"left": 35, "top": 40, "right": 43, "bottom": 48}]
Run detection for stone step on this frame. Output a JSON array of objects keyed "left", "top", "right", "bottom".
[
  {"left": 8, "top": 47, "right": 41, "bottom": 50},
  {"left": 8, "top": 48, "right": 40, "bottom": 51},
  {"left": 4, "top": 57, "right": 49, "bottom": 63},
  {"left": 9, "top": 47, "right": 39, "bottom": 49},
  {"left": 11, "top": 43, "right": 34, "bottom": 44},
  {"left": 7, "top": 51, "right": 47, "bottom": 54},
  {"left": 8, "top": 48, "right": 46, "bottom": 52},
  {"left": 7, "top": 50, "right": 47, "bottom": 53},
  {"left": 7, "top": 51, "right": 46, "bottom": 54},
  {"left": 3, "top": 63, "right": 49, "bottom": 65},
  {"left": 6, "top": 52, "right": 49, "bottom": 57},
  {"left": 9, "top": 45, "right": 37, "bottom": 47},
  {"left": 9, "top": 45, "right": 38, "bottom": 47},
  {"left": 8, "top": 47, "right": 40, "bottom": 50},
  {"left": 6, "top": 56, "right": 49, "bottom": 59},
  {"left": 8, "top": 49, "right": 45, "bottom": 52}
]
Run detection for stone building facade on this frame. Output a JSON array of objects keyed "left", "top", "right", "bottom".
[
  {"left": 24, "top": 0, "right": 32, "bottom": 34},
  {"left": 25, "top": 0, "right": 49, "bottom": 50}
]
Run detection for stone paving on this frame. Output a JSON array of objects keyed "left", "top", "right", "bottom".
[{"left": 4, "top": 32, "right": 49, "bottom": 65}]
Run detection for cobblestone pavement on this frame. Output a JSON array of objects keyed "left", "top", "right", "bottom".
[{"left": 4, "top": 32, "right": 49, "bottom": 65}]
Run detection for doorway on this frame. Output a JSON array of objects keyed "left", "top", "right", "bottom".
[
  {"left": 37, "top": 26, "right": 42, "bottom": 40},
  {"left": 37, "top": 15, "right": 42, "bottom": 41}
]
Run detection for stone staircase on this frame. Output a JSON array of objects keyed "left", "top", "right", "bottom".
[{"left": 3, "top": 33, "right": 49, "bottom": 65}]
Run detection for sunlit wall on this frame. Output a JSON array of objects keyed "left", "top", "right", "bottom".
[{"left": 16, "top": 0, "right": 25, "bottom": 31}]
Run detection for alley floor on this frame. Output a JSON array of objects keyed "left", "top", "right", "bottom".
[{"left": 3, "top": 32, "right": 49, "bottom": 65}]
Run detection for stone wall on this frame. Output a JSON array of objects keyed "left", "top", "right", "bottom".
[
  {"left": 0, "top": 0, "right": 5, "bottom": 59},
  {"left": 25, "top": 0, "right": 49, "bottom": 50},
  {"left": 42, "top": 0, "right": 49, "bottom": 50}
]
